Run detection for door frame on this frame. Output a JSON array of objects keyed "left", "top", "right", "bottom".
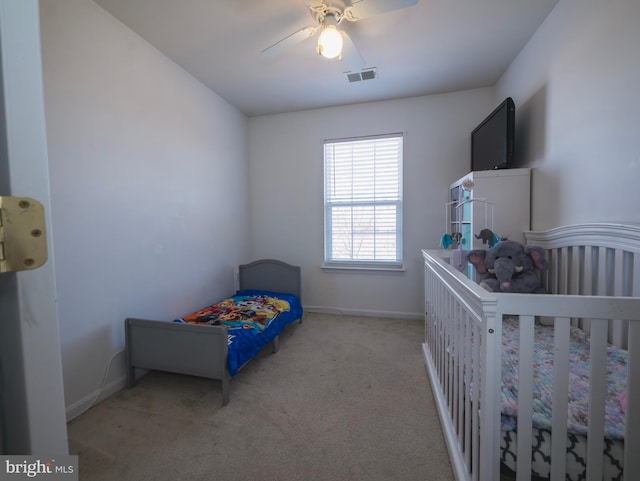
[{"left": 0, "top": 0, "right": 68, "bottom": 454}]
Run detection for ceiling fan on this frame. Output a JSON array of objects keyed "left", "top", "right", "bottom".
[{"left": 260, "top": 0, "right": 419, "bottom": 72}]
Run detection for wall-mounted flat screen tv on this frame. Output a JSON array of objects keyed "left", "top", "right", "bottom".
[{"left": 471, "top": 97, "right": 515, "bottom": 171}]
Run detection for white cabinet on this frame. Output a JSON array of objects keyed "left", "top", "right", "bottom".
[{"left": 447, "top": 168, "right": 530, "bottom": 276}]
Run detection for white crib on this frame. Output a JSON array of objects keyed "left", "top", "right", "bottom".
[{"left": 422, "top": 223, "right": 640, "bottom": 481}]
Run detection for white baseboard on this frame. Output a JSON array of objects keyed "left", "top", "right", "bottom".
[
  {"left": 303, "top": 305, "right": 422, "bottom": 320},
  {"left": 65, "top": 375, "right": 127, "bottom": 421}
]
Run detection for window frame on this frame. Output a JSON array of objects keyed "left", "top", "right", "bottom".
[{"left": 323, "top": 133, "right": 404, "bottom": 270}]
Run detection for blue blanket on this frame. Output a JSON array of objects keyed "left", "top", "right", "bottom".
[{"left": 174, "top": 290, "right": 303, "bottom": 376}]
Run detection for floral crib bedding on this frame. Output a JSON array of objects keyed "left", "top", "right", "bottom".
[
  {"left": 499, "top": 317, "right": 627, "bottom": 480},
  {"left": 174, "top": 290, "right": 303, "bottom": 376}
]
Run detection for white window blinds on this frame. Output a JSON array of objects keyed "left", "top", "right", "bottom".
[{"left": 324, "top": 134, "right": 403, "bottom": 267}]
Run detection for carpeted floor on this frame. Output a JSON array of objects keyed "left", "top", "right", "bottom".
[{"left": 67, "top": 312, "right": 455, "bottom": 481}]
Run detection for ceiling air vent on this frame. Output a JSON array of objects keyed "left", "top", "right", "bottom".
[{"left": 345, "top": 67, "right": 377, "bottom": 83}]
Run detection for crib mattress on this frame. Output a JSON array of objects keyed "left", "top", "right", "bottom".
[
  {"left": 499, "top": 317, "right": 627, "bottom": 480},
  {"left": 174, "top": 289, "right": 303, "bottom": 376}
]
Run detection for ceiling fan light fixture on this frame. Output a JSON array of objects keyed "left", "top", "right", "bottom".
[{"left": 317, "top": 25, "right": 343, "bottom": 59}]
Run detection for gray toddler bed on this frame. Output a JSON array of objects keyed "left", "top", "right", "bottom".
[{"left": 125, "top": 259, "right": 302, "bottom": 405}]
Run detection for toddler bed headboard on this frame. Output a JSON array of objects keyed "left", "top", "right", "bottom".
[{"left": 239, "top": 259, "right": 302, "bottom": 301}]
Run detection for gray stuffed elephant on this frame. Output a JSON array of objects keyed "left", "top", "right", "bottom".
[{"left": 467, "top": 240, "right": 547, "bottom": 293}]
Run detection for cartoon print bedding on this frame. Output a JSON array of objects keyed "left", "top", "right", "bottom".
[
  {"left": 499, "top": 317, "right": 627, "bottom": 480},
  {"left": 174, "top": 290, "right": 303, "bottom": 376}
]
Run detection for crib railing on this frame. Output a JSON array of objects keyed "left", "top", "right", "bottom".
[
  {"left": 496, "top": 295, "right": 640, "bottom": 481},
  {"left": 422, "top": 246, "right": 640, "bottom": 481},
  {"left": 423, "top": 249, "right": 501, "bottom": 481}
]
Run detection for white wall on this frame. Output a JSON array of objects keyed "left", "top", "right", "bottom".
[
  {"left": 39, "top": 0, "right": 250, "bottom": 418},
  {"left": 248, "top": 89, "right": 495, "bottom": 318},
  {"left": 496, "top": 0, "right": 640, "bottom": 229}
]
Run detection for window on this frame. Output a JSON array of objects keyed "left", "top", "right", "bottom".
[{"left": 323, "top": 134, "right": 403, "bottom": 268}]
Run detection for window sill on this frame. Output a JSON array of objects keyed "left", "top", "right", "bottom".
[{"left": 321, "top": 264, "right": 405, "bottom": 273}]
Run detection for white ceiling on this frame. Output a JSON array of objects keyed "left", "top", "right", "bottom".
[{"left": 92, "top": 0, "right": 559, "bottom": 117}]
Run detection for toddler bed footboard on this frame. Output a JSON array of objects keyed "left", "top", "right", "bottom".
[
  {"left": 422, "top": 223, "right": 640, "bottom": 481},
  {"left": 125, "top": 319, "right": 231, "bottom": 403},
  {"left": 125, "top": 259, "right": 302, "bottom": 406}
]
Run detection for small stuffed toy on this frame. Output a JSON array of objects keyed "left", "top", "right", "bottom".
[
  {"left": 467, "top": 240, "right": 547, "bottom": 293},
  {"left": 474, "top": 228, "right": 500, "bottom": 248},
  {"left": 440, "top": 232, "right": 462, "bottom": 249}
]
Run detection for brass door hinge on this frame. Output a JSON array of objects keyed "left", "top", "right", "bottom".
[{"left": 0, "top": 196, "right": 48, "bottom": 273}]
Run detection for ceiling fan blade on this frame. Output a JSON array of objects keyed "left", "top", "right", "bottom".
[
  {"left": 346, "top": 0, "right": 419, "bottom": 21},
  {"left": 261, "top": 26, "right": 318, "bottom": 58},
  {"left": 340, "top": 31, "right": 366, "bottom": 72},
  {"left": 303, "top": 0, "right": 325, "bottom": 9}
]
